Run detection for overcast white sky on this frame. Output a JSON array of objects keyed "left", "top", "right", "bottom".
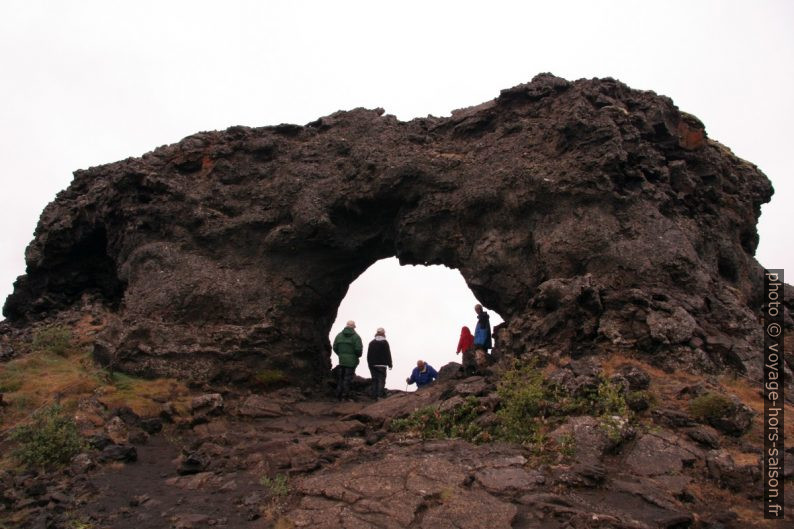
[{"left": 1, "top": 1, "right": 791, "bottom": 387}]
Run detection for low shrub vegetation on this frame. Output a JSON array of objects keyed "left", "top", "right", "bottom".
[
  {"left": 689, "top": 392, "right": 733, "bottom": 421},
  {"left": 31, "top": 325, "right": 76, "bottom": 356},
  {"left": 260, "top": 473, "right": 290, "bottom": 498},
  {"left": 596, "top": 379, "right": 629, "bottom": 417},
  {"left": 625, "top": 390, "right": 655, "bottom": 412},
  {"left": 11, "top": 404, "right": 85, "bottom": 469},
  {"left": 391, "top": 360, "right": 632, "bottom": 451},
  {"left": 494, "top": 361, "right": 549, "bottom": 442},
  {"left": 390, "top": 397, "right": 487, "bottom": 443}
]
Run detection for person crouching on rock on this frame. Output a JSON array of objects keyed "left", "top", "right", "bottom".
[
  {"left": 367, "top": 327, "right": 393, "bottom": 400},
  {"left": 333, "top": 320, "right": 363, "bottom": 401},
  {"left": 456, "top": 326, "right": 476, "bottom": 376},
  {"left": 406, "top": 360, "right": 438, "bottom": 389}
]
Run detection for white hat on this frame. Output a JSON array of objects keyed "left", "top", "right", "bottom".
[{"left": 346, "top": 320, "right": 356, "bottom": 328}]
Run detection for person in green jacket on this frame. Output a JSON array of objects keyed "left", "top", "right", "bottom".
[{"left": 333, "top": 320, "right": 363, "bottom": 400}]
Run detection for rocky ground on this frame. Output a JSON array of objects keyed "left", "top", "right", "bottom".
[{"left": 1, "top": 357, "right": 792, "bottom": 529}]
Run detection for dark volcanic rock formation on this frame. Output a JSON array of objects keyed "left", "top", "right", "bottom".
[{"left": 2, "top": 74, "right": 783, "bottom": 384}]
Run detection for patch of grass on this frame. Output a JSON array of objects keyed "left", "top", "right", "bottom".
[
  {"left": 0, "top": 372, "right": 23, "bottom": 393},
  {"left": 259, "top": 474, "right": 292, "bottom": 527},
  {"left": 273, "top": 518, "right": 295, "bottom": 529},
  {"left": 260, "top": 473, "right": 290, "bottom": 498},
  {"left": 0, "top": 343, "right": 189, "bottom": 463},
  {"left": 10, "top": 404, "right": 85, "bottom": 469},
  {"left": 68, "top": 519, "right": 95, "bottom": 529},
  {"left": 97, "top": 372, "right": 189, "bottom": 417},
  {"left": 31, "top": 325, "right": 76, "bottom": 357},
  {"left": 11, "top": 394, "right": 33, "bottom": 413},
  {"left": 0, "top": 349, "right": 104, "bottom": 426},
  {"left": 109, "top": 371, "right": 136, "bottom": 391},
  {"left": 557, "top": 433, "right": 576, "bottom": 458},
  {"left": 689, "top": 392, "right": 733, "bottom": 421},
  {"left": 254, "top": 369, "right": 289, "bottom": 389},
  {"left": 438, "top": 487, "right": 455, "bottom": 502}
]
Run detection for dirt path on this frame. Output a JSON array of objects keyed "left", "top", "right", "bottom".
[{"left": 75, "top": 396, "right": 371, "bottom": 529}]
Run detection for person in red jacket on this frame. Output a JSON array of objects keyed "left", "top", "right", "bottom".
[{"left": 456, "top": 326, "right": 476, "bottom": 376}]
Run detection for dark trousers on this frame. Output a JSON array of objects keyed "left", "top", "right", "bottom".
[
  {"left": 336, "top": 366, "right": 355, "bottom": 399},
  {"left": 461, "top": 348, "right": 476, "bottom": 375},
  {"left": 369, "top": 365, "right": 387, "bottom": 399}
]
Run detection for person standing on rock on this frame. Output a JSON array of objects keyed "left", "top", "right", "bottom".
[
  {"left": 366, "top": 327, "right": 392, "bottom": 400},
  {"left": 456, "top": 326, "right": 476, "bottom": 376},
  {"left": 333, "top": 320, "right": 363, "bottom": 401},
  {"left": 406, "top": 360, "right": 438, "bottom": 388},
  {"left": 473, "top": 304, "right": 492, "bottom": 353},
  {"left": 473, "top": 304, "right": 493, "bottom": 373}
]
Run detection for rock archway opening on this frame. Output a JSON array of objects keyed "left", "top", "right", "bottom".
[{"left": 329, "top": 257, "right": 504, "bottom": 390}]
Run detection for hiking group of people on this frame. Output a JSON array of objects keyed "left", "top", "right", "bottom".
[{"left": 332, "top": 304, "right": 493, "bottom": 401}]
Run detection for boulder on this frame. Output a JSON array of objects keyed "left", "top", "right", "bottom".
[
  {"left": 437, "top": 361, "right": 462, "bottom": 380},
  {"left": 114, "top": 406, "right": 141, "bottom": 426},
  {"left": 707, "top": 399, "right": 754, "bottom": 436},
  {"left": 190, "top": 394, "right": 223, "bottom": 415},
  {"left": 475, "top": 466, "right": 545, "bottom": 495},
  {"left": 612, "top": 363, "right": 651, "bottom": 390},
  {"left": 139, "top": 417, "right": 163, "bottom": 434},
  {"left": 647, "top": 306, "right": 697, "bottom": 344},
  {"left": 454, "top": 377, "right": 490, "bottom": 397},
  {"left": 69, "top": 453, "right": 96, "bottom": 475},
  {"left": 237, "top": 395, "right": 283, "bottom": 418},
  {"left": 355, "top": 384, "right": 446, "bottom": 425},
  {"left": 685, "top": 426, "right": 721, "bottom": 449},
  {"left": 178, "top": 453, "right": 209, "bottom": 475},
  {"left": 104, "top": 416, "right": 129, "bottom": 445},
  {"left": 705, "top": 450, "right": 760, "bottom": 492},
  {"left": 549, "top": 416, "right": 613, "bottom": 466},
  {"left": 624, "top": 433, "right": 698, "bottom": 477},
  {"left": 98, "top": 444, "right": 137, "bottom": 463}
]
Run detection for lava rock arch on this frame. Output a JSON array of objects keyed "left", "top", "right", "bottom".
[{"left": 3, "top": 74, "right": 778, "bottom": 385}]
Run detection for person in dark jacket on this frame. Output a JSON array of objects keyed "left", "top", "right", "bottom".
[
  {"left": 456, "top": 326, "right": 476, "bottom": 376},
  {"left": 473, "top": 304, "right": 492, "bottom": 352},
  {"left": 406, "top": 360, "right": 438, "bottom": 388},
  {"left": 366, "top": 327, "right": 392, "bottom": 400},
  {"left": 333, "top": 320, "right": 363, "bottom": 400}
]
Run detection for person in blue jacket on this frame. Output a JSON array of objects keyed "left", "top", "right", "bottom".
[
  {"left": 473, "top": 304, "right": 492, "bottom": 352},
  {"left": 406, "top": 360, "right": 438, "bottom": 388}
]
